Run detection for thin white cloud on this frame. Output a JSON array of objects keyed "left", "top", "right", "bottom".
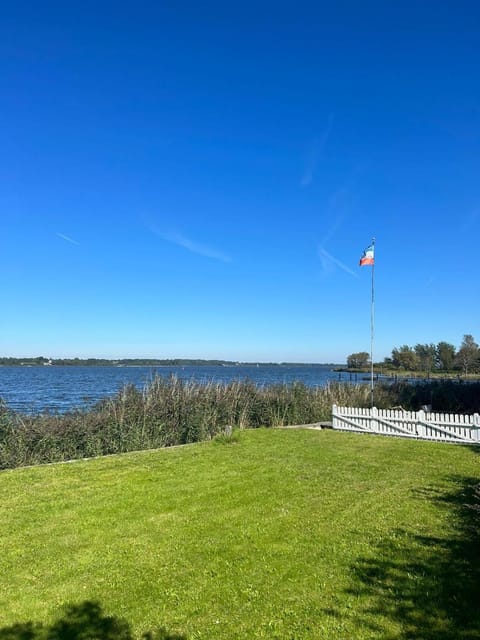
[
  {"left": 56, "top": 233, "right": 80, "bottom": 246},
  {"left": 142, "top": 213, "right": 231, "bottom": 263},
  {"left": 154, "top": 229, "right": 231, "bottom": 263},
  {"left": 318, "top": 246, "right": 359, "bottom": 278},
  {"left": 320, "top": 211, "right": 346, "bottom": 249},
  {"left": 301, "top": 113, "right": 334, "bottom": 187},
  {"left": 316, "top": 163, "right": 368, "bottom": 259}
]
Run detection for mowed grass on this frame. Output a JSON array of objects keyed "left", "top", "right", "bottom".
[{"left": 0, "top": 429, "right": 479, "bottom": 639}]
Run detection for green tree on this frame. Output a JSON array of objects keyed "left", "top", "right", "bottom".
[
  {"left": 391, "top": 345, "right": 419, "bottom": 371},
  {"left": 414, "top": 343, "right": 437, "bottom": 374},
  {"left": 436, "top": 341, "right": 456, "bottom": 371},
  {"left": 455, "top": 334, "right": 480, "bottom": 375},
  {"left": 346, "top": 352, "right": 370, "bottom": 369}
]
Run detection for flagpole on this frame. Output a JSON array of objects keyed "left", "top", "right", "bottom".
[{"left": 370, "top": 237, "right": 375, "bottom": 408}]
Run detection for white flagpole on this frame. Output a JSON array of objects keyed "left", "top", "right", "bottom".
[{"left": 370, "top": 237, "right": 376, "bottom": 408}]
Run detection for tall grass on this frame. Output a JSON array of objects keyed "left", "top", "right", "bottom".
[{"left": 1, "top": 376, "right": 479, "bottom": 470}]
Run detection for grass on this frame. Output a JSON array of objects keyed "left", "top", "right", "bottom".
[{"left": 0, "top": 429, "right": 479, "bottom": 639}]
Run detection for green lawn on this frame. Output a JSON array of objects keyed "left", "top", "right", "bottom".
[{"left": 0, "top": 429, "right": 479, "bottom": 639}]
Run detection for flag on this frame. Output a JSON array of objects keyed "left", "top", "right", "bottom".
[{"left": 359, "top": 244, "right": 374, "bottom": 266}]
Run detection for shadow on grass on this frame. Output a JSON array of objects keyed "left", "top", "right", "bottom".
[
  {"left": 340, "top": 476, "right": 480, "bottom": 639},
  {"left": 0, "top": 601, "right": 186, "bottom": 640}
]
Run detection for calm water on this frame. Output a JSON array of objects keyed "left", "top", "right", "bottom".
[{"left": 0, "top": 364, "right": 357, "bottom": 414}]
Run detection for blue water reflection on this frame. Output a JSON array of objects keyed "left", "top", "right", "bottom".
[{"left": 0, "top": 365, "right": 356, "bottom": 414}]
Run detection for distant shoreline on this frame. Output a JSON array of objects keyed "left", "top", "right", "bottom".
[{"left": 0, "top": 358, "right": 342, "bottom": 367}]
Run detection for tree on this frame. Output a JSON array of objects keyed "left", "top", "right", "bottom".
[
  {"left": 455, "top": 334, "right": 480, "bottom": 376},
  {"left": 436, "top": 341, "right": 456, "bottom": 371},
  {"left": 391, "top": 345, "right": 419, "bottom": 371},
  {"left": 414, "top": 343, "right": 437, "bottom": 374},
  {"left": 346, "top": 352, "right": 370, "bottom": 369}
]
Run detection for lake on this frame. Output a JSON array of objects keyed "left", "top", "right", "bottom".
[{"left": 0, "top": 364, "right": 360, "bottom": 414}]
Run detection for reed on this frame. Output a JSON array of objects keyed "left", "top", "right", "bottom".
[{"left": 1, "top": 377, "right": 479, "bottom": 470}]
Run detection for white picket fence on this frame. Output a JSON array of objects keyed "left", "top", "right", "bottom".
[{"left": 332, "top": 405, "right": 480, "bottom": 444}]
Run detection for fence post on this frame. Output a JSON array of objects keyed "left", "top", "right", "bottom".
[
  {"left": 332, "top": 404, "right": 337, "bottom": 430},
  {"left": 473, "top": 413, "right": 480, "bottom": 443},
  {"left": 371, "top": 406, "right": 378, "bottom": 433},
  {"left": 416, "top": 409, "right": 426, "bottom": 439}
]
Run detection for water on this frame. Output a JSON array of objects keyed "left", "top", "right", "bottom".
[{"left": 0, "top": 364, "right": 356, "bottom": 414}]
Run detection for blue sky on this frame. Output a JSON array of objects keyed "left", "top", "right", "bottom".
[{"left": 1, "top": 1, "right": 479, "bottom": 362}]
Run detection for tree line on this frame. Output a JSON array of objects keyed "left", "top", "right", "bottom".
[
  {"left": 347, "top": 334, "right": 480, "bottom": 375},
  {"left": 0, "top": 357, "right": 239, "bottom": 367}
]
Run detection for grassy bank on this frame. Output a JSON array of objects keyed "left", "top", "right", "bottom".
[
  {"left": 1, "top": 376, "right": 480, "bottom": 470},
  {"left": 0, "top": 428, "right": 479, "bottom": 639}
]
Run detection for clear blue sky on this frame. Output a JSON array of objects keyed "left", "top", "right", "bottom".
[{"left": 1, "top": 1, "right": 479, "bottom": 362}]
